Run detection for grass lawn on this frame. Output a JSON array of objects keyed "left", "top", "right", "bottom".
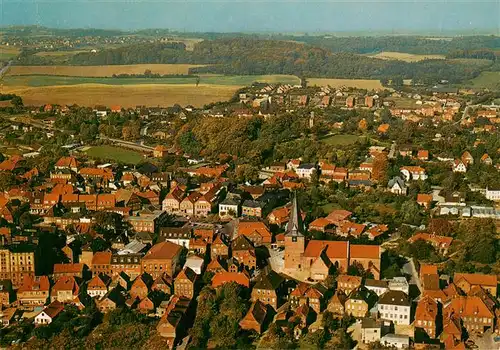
[
  {"left": 85, "top": 145, "right": 144, "bottom": 165},
  {"left": 320, "top": 134, "right": 363, "bottom": 146},
  {"left": 321, "top": 203, "right": 342, "bottom": 213},
  {"left": 469, "top": 72, "right": 500, "bottom": 90}
]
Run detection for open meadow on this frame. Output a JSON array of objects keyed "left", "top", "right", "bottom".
[
  {"left": 0, "top": 45, "right": 20, "bottom": 60},
  {"left": 469, "top": 71, "right": 500, "bottom": 90},
  {"left": 367, "top": 51, "right": 446, "bottom": 62},
  {"left": 308, "top": 78, "right": 383, "bottom": 90},
  {"left": 320, "top": 134, "right": 363, "bottom": 146},
  {"left": 1, "top": 83, "right": 239, "bottom": 108},
  {"left": 7, "top": 64, "right": 207, "bottom": 77}
]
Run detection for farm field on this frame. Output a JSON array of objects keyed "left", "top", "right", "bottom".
[
  {"left": 367, "top": 51, "right": 445, "bottom": 62},
  {"left": 320, "top": 134, "right": 363, "bottom": 146},
  {"left": 7, "top": 64, "right": 207, "bottom": 77},
  {"left": 85, "top": 145, "right": 144, "bottom": 165},
  {"left": 469, "top": 71, "right": 500, "bottom": 90},
  {"left": 308, "top": 78, "right": 383, "bottom": 90},
  {"left": 0, "top": 45, "right": 20, "bottom": 60},
  {"left": 1, "top": 83, "right": 239, "bottom": 108},
  {"left": 2, "top": 74, "right": 300, "bottom": 87}
]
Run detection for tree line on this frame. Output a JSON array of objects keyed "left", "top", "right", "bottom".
[{"left": 15, "top": 38, "right": 490, "bottom": 85}]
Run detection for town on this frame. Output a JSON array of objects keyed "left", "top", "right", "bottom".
[{"left": 0, "top": 70, "right": 498, "bottom": 350}]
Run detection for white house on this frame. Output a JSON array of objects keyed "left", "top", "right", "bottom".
[
  {"left": 361, "top": 318, "right": 383, "bottom": 344},
  {"left": 219, "top": 198, "right": 241, "bottom": 219},
  {"left": 400, "top": 166, "right": 428, "bottom": 181},
  {"left": 296, "top": 164, "right": 316, "bottom": 179},
  {"left": 387, "top": 177, "right": 408, "bottom": 195},
  {"left": 452, "top": 159, "right": 467, "bottom": 173},
  {"left": 365, "top": 279, "right": 389, "bottom": 297},
  {"left": 158, "top": 227, "right": 191, "bottom": 249},
  {"left": 34, "top": 302, "right": 64, "bottom": 325},
  {"left": 380, "top": 334, "right": 410, "bottom": 349},
  {"left": 388, "top": 277, "right": 410, "bottom": 295},
  {"left": 485, "top": 187, "right": 500, "bottom": 202},
  {"left": 184, "top": 255, "right": 204, "bottom": 275},
  {"left": 378, "top": 290, "right": 411, "bottom": 326}
]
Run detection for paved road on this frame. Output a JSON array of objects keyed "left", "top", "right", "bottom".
[
  {"left": 402, "top": 257, "right": 422, "bottom": 293},
  {"left": 0, "top": 61, "right": 12, "bottom": 79}
]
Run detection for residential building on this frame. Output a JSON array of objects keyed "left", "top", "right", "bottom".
[
  {"left": 361, "top": 318, "right": 384, "bottom": 344},
  {"left": 17, "top": 275, "right": 50, "bottom": 307},
  {"left": 388, "top": 277, "right": 410, "bottom": 295},
  {"left": 251, "top": 270, "right": 284, "bottom": 310},
  {"left": 443, "top": 296, "right": 494, "bottom": 334},
  {"left": 142, "top": 241, "right": 183, "bottom": 279},
  {"left": 35, "top": 301, "right": 65, "bottom": 326},
  {"left": 174, "top": 267, "right": 197, "bottom": 299},
  {"left": 365, "top": 279, "right": 389, "bottom": 297},
  {"left": 380, "top": 334, "right": 410, "bottom": 349},
  {"left": 453, "top": 273, "right": 497, "bottom": 296},
  {"left": 0, "top": 245, "right": 36, "bottom": 287},
  {"left": 158, "top": 226, "right": 191, "bottom": 248},
  {"left": 378, "top": 290, "right": 411, "bottom": 325},
  {"left": 337, "top": 274, "right": 362, "bottom": 295},
  {"left": 239, "top": 300, "right": 268, "bottom": 334},
  {"left": 388, "top": 176, "right": 408, "bottom": 195},
  {"left": 415, "top": 295, "right": 438, "bottom": 338}
]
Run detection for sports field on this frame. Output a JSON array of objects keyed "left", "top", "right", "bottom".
[
  {"left": 308, "top": 78, "right": 383, "bottom": 90},
  {"left": 85, "top": 145, "right": 144, "bottom": 165},
  {"left": 367, "top": 51, "right": 445, "bottom": 62}
]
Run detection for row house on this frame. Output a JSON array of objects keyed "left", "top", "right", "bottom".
[{"left": 127, "top": 210, "right": 167, "bottom": 233}]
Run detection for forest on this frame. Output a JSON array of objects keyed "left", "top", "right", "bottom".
[{"left": 15, "top": 38, "right": 490, "bottom": 84}]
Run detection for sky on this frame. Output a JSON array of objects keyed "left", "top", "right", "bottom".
[{"left": 1, "top": 0, "right": 499, "bottom": 34}]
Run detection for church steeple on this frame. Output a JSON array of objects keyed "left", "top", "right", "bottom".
[{"left": 286, "top": 192, "right": 304, "bottom": 237}]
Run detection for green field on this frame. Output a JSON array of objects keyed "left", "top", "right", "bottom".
[
  {"left": 320, "top": 134, "right": 363, "bottom": 146},
  {"left": 85, "top": 145, "right": 144, "bottom": 165},
  {"left": 2, "top": 74, "right": 300, "bottom": 87},
  {"left": 469, "top": 72, "right": 500, "bottom": 90},
  {"left": 0, "top": 46, "right": 20, "bottom": 60}
]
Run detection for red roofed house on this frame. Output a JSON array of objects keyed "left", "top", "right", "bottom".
[
  {"left": 235, "top": 220, "right": 272, "bottom": 245},
  {"left": 211, "top": 271, "right": 250, "bottom": 288},
  {"left": 443, "top": 296, "right": 494, "bottom": 334},
  {"left": 417, "top": 150, "right": 429, "bottom": 161},
  {"left": 415, "top": 295, "right": 438, "bottom": 338},
  {"left": 153, "top": 145, "right": 169, "bottom": 158},
  {"left": 239, "top": 300, "right": 268, "bottom": 334},
  {"left": 417, "top": 194, "right": 433, "bottom": 209},
  {"left": 453, "top": 273, "right": 497, "bottom": 296},
  {"left": 17, "top": 275, "right": 50, "bottom": 307},
  {"left": 53, "top": 263, "right": 86, "bottom": 279},
  {"left": 50, "top": 276, "right": 80, "bottom": 303},
  {"left": 142, "top": 241, "right": 183, "bottom": 279},
  {"left": 408, "top": 233, "right": 453, "bottom": 255},
  {"left": 55, "top": 156, "right": 78, "bottom": 172}
]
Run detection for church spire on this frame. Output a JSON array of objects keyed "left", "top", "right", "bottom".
[{"left": 286, "top": 192, "right": 304, "bottom": 237}]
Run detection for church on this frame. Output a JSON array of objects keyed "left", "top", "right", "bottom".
[{"left": 283, "top": 194, "right": 381, "bottom": 281}]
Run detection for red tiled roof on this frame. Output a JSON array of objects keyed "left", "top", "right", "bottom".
[
  {"left": 349, "top": 245, "right": 380, "bottom": 260},
  {"left": 303, "top": 240, "right": 349, "bottom": 259},
  {"left": 143, "top": 241, "right": 183, "bottom": 261},
  {"left": 454, "top": 273, "right": 497, "bottom": 288},
  {"left": 53, "top": 263, "right": 84, "bottom": 274},
  {"left": 91, "top": 251, "right": 112, "bottom": 266},
  {"left": 212, "top": 271, "right": 250, "bottom": 288}
]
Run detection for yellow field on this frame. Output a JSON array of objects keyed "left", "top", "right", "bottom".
[
  {"left": 2, "top": 83, "right": 238, "bottom": 108},
  {"left": 308, "top": 78, "right": 384, "bottom": 90},
  {"left": 7, "top": 64, "right": 207, "bottom": 77},
  {"left": 368, "top": 51, "right": 445, "bottom": 62}
]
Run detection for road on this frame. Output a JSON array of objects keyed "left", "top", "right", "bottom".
[
  {"left": 402, "top": 257, "right": 422, "bottom": 293},
  {"left": 0, "top": 60, "right": 12, "bottom": 79},
  {"left": 98, "top": 136, "right": 154, "bottom": 152}
]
